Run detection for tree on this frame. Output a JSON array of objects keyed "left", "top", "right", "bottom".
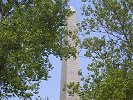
[
  {"left": 0, "top": 0, "right": 77, "bottom": 99},
  {"left": 67, "top": 0, "right": 133, "bottom": 99}
]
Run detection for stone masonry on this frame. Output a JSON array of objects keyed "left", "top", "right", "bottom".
[{"left": 60, "top": 6, "right": 80, "bottom": 100}]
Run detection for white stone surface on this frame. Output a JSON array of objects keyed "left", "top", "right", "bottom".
[
  {"left": 70, "top": 6, "right": 76, "bottom": 11},
  {"left": 60, "top": 8, "right": 80, "bottom": 100}
]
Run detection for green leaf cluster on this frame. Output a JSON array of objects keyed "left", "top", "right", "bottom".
[
  {"left": 0, "top": 0, "right": 78, "bottom": 99},
  {"left": 69, "top": 0, "right": 133, "bottom": 99}
]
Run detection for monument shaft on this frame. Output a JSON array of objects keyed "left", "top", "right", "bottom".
[{"left": 60, "top": 7, "right": 80, "bottom": 100}]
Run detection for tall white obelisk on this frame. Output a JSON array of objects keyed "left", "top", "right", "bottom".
[{"left": 60, "top": 6, "right": 80, "bottom": 100}]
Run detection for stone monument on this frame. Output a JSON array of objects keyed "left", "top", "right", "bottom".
[{"left": 60, "top": 6, "right": 80, "bottom": 100}]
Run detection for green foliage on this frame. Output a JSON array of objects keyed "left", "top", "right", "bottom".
[
  {"left": 68, "top": 0, "right": 133, "bottom": 99},
  {"left": 0, "top": 0, "right": 78, "bottom": 99}
]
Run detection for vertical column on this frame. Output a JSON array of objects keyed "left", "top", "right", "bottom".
[{"left": 60, "top": 6, "right": 80, "bottom": 100}]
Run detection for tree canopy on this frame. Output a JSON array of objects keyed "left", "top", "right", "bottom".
[
  {"left": 0, "top": 0, "right": 77, "bottom": 99},
  {"left": 67, "top": 0, "right": 133, "bottom": 99}
]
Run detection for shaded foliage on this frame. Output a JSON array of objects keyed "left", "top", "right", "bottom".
[
  {"left": 0, "top": 0, "right": 78, "bottom": 99},
  {"left": 67, "top": 0, "right": 133, "bottom": 99}
]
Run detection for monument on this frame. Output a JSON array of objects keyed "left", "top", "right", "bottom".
[{"left": 60, "top": 6, "right": 80, "bottom": 100}]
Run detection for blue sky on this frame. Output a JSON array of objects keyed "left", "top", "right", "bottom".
[{"left": 37, "top": 1, "right": 89, "bottom": 100}]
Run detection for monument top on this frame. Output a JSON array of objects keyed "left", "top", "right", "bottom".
[{"left": 69, "top": 6, "right": 76, "bottom": 11}]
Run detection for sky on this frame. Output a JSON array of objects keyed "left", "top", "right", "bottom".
[{"left": 37, "top": 1, "right": 89, "bottom": 100}]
